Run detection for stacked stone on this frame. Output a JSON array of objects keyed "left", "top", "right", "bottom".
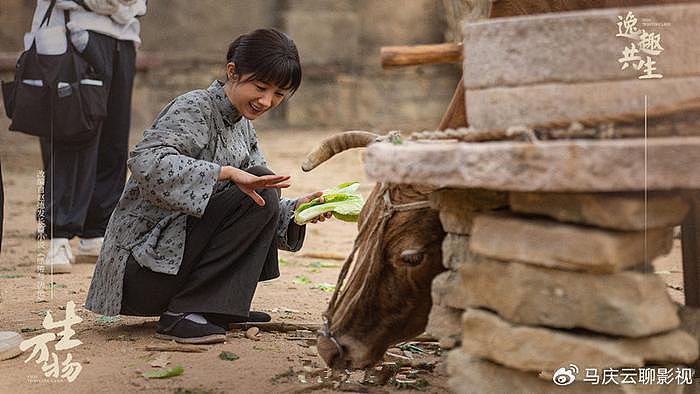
[
  {"left": 363, "top": 3, "right": 700, "bottom": 391},
  {"left": 425, "top": 190, "right": 699, "bottom": 392}
]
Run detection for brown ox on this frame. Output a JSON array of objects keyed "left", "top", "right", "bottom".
[
  {"left": 309, "top": 0, "right": 676, "bottom": 370},
  {"left": 303, "top": 131, "right": 445, "bottom": 370}
]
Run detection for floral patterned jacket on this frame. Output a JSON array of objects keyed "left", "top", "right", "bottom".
[{"left": 85, "top": 80, "right": 302, "bottom": 316}]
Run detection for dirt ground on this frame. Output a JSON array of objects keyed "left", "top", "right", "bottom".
[
  {"left": 0, "top": 127, "right": 688, "bottom": 393},
  {"left": 0, "top": 128, "right": 452, "bottom": 394}
]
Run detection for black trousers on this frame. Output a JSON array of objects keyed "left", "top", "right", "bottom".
[
  {"left": 41, "top": 32, "right": 136, "bottom": 239},
  {"left": 120, "top": 166, "right": 282, "bottom": 318}
]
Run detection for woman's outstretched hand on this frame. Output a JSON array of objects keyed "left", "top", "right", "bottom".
[
  {"left": 295, "top": 191, "right": 333, "bottom": 223},
  {"left": 219, "top": 166, "right": 290, "bottom": 206}
]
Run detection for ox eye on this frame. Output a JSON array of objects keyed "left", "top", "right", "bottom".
[{"left": 399, "top": 249, "right": 424, "bottom": 267}]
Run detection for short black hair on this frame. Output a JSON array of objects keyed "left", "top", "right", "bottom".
[{"left": 226, "top": 28, "right": 302, "bottom": 95}]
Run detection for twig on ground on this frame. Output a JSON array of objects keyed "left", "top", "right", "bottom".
[
  {"left": 297, "top": 251, "right": 347, "bottom": 261},
  {"left": 229, "top": 322, "right": 322, "bottom": 333},
  {"left": 144, "top": 343, "right": 209, "bottom": 353}
]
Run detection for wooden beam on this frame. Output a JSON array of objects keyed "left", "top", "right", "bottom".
[{"left": 380, "top": 43, "right": 462, "bottom": 69}]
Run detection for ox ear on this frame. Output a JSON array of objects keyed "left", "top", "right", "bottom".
[{"left": 397, "top": 249, "right": 425, "bottom": 267}]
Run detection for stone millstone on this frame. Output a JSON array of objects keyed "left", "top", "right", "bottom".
[
  {"left": 426, "top": 303, "right": 463, "bottom": 349},
  {"left": 465, "top": 77, "right": 700, "bottom": 133},
  {"left": 363, "top": 137, "right": 700, "bottom": 192},
  {"left": 509, "top": 192, "right": 689, "bottom": 231},
  {"left": 462, "top": 3, "right": 700, "bottom": 89},
  {"left": 446, "top": 253, "right": 680, "bottom": 337},
  {"left": 469, "top": 213, "right": 673, "bottom": 273},
  {"left": 460, "top": 309, "right": 699, "bottom": 373},
  {"left": 430, "top": 188, "right": 508, "bottom": 234},
  {"left": 447, "top": 351, "right": 685, "bottom": 394}
]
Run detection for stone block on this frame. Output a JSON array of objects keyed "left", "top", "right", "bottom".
[
  {"left": 364, "top": 137, "right": 700, "bottom": 192},
  {"left": 284, "top": 11, "right": 360, "bottom": 66},
  {"left": 509, "top": 192, "right": 689, "bottom": 231},
  {"left": 430, "top": 189, "right": 508, "bottom": 234},
  {"left": 469, "top": 213, "right": 673, "bottom": 273},
  {"left": 140, "top": 0, "right": 277, "bottom": 56},
  {"left": 356, "top": 0, "right": 445, "bottom": 63},
  {"left": 462, "top": 3, "right": 700, "bottom": 89},
  {"left": 453, "top": 255, "right": 680, "bottom": 337},
  {"left": 465, "top": 77, "right": 700, "bottom": 132},
  {"left": 460, "top": 309, "right": 698, "bottom": 372},
  {"left": 442, "top": 233, "right": 472, "bottom": 270},
  {"left": 355, "top": 68, "right": 459, "bottom": 129},
  {"left": 431, "top": 270, "right": 464, "bottom": 310},
  {"left": 426, "top": 304, "right": 463, "bottom": 349},
  {"left": 447, "top": 351, "right": 685, "bottom": 394}
]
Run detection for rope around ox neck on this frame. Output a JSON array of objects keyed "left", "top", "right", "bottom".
[{"left": 321, "top": 184, "right": 432, "bottom": 340}]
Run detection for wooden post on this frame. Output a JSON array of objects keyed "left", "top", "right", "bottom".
[
  {"left": 437, "top": 77, "right": 467, "bottom": 130},
  {"left": 682, "top": 192, "right": 700, "bottom": 308},
  {"left": 681, "top": 192, "right": 700, "bottom": 374}
]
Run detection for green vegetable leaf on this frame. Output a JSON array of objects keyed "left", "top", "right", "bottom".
[
  {"left": 308, "top": 261, "right": 338, "bottom": 269},
  {"left": 332, "top": 211, "right": 358, "bottom": 222},
  {"left": 142, "top": 366, "right": 184, "bottom": 379},
  {"left": 219, "top": 351, "right": 240, "bottom": 361},
  {"left": 294, "top": 182, "right": 364, "bottom": 225},
  {"left": 311, "top": 283, "right": 336, "bottom": 292},
  {"left": 293, "top": 275, "right": 311, "bottom": 284},
  {"left": 96, "top": 315, "right": 121, "bottom": 324},
  {"left": 399, "top": 343, "right": 427, "bottom": 354}
]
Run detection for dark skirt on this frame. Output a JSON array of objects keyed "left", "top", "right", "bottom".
[{"left": 120, "top": 166, "right": 282, "bottom": 318}]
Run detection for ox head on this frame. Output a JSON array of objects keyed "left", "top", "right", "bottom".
[{"left": 301, "top": 132, "right": 446, "bottom": 370}]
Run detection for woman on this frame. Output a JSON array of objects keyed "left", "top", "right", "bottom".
[{"left": 85, "top": 28, "right": 331, "bottom": 344}]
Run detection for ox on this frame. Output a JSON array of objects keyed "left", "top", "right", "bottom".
[{"left": 302, "top": 131, "right": 445, "bottom": 370}]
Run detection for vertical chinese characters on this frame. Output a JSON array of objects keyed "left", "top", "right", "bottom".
[
  {"left": 35, "top": 170, "right": 46, "bottom": 300},
  {"left": 616, "top": 11, "right": 664, "bottom": 79},
  {"left": 19, "top": 301, "right": 83, "bottom": 382}
]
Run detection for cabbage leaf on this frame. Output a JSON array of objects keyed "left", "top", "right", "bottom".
[{"left": 294, "top": 182, "right": 364, "bottom": 225}]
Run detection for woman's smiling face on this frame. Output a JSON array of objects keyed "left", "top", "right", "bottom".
[{"left": 225, "top": 70, "right": 290, "bottom": 120}]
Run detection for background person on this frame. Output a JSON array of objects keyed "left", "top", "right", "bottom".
[{"left": 26, "top": 0, "right": 147, "bottom": 273}]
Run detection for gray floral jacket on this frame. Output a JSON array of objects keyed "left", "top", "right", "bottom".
[{"left": 85, "top": 80, "right": 302, "bottom": 316}]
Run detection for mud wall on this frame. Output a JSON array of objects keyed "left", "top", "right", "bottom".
[{"left": 0, "top": 0, "right": 460, "bottom": 133}]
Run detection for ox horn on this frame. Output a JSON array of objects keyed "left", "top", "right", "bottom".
[{"left": 301, "top": 130, "right": 382, "bottom": 172}]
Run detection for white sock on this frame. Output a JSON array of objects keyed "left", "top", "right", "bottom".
[{"left": 164, "top": 311, "right": 207, "bottom": 324}]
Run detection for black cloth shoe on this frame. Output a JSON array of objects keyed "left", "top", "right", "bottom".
[
  {"left": 155, "top": 313, "right": 226, "bottom": 344},
  {"left": 205, "top": 311, "right": 272, "bottom": 330}
]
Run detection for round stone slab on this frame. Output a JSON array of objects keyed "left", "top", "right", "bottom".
[
  {"left": 364, "top": 137, "right": 700, "bottom": 191},
  {"left": 0, "top": 331, "right": 22, "bottom": 361}
]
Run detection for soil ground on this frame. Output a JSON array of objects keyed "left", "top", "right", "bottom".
[
  {"left": 0, "top": 128, "right": 451, "bottom": 394},
  {"left": 0, "top": 127, "right": 688, "bottom": 393}
]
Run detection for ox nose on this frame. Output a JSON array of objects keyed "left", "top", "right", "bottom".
[{"left": 317, "top": 335, "right": 346, "bottom": 369}]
